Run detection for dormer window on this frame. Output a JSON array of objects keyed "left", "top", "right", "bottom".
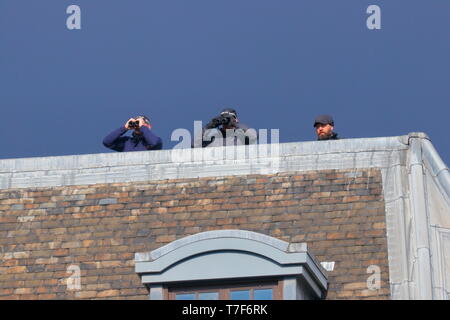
[{"left": 135, "top": 230, "right": 328, "bottom": 300}]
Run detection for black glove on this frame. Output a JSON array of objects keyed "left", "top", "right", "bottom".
[{"left": 206, "top": 116, "right": 222, "bottom": 129}]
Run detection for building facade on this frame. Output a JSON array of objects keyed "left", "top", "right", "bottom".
[{"left": 0, "top": 133, "right": 449, "bottom": 299}]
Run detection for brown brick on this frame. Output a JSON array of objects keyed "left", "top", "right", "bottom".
[
  {"left": 365, "top": 230, "right": 386, "bottom": 237},
  {"left": 96, "top": 289, "right": 120, "bottom": 298},
  {"left": 306, "top": 232, "right": 327, "bottom": 241},
  {"left": 291, "top": 234, "right": 306, "bottom": 242},
  {"left": 35, "top": 257, "right": 59, "bottom": 265},
  {"left": 36, "top": 286, "right": 50, "bottom": 294},
  {"left": 5, "top": 266, "right": 27, "bottom": 274},
  {"left": 232, "top": 217, "right": 248, "bottom": 224},
  {"left": 156, "top": 235, "right": 177, "bottom": 243},
  {"left": 0, "top": 289, "right": 15, "bottom": 296},
  {"left": 75, "top": 291, "right": 98, "bottom": 299},
  {"left": 335, "top": 290, "right": 356, "bottom": 299},
  {"left": 12, "top": 251, "right": 30, "bottom": 259},
  {"left": 217, "top": 218, "right": 233, "bottom": 225},
  {"left": 99, "top": 261, "right": 123, "bottom": 268},
  {"left": 373, "top": 222, "right": 386, "bottom": 229},
  {"left": 0, "top": 216, "right": 18, "bottom": 223},
  {"left": 343, "top": 282, "right": 368, "bottom": 290},
  {"left": 14, "top": 288, "right": 33, "bottom": 295},
  {"left": 326, "top": 232, "right": 346, "bottom": 240},
  {"left": 38, "top": 294, "right": 57, "bottom": 299},
  {"left": 61, "top": 241, "right": 82, "bottom": 249}
]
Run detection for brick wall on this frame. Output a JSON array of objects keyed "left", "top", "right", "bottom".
[{"left": 0, "top": 168, "right": 390, "bottom": 300}]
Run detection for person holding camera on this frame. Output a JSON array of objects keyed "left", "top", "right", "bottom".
[
  {"left": 194, "top": 108, "right": 257, "bottom": 148},
  {"left": 103, "top": 115, "right": 163, "bottom": 152}
]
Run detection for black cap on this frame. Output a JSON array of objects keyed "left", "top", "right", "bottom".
[
  {"left": 313, "top": 114, "right": 334, "bottom": 127},
  {"left": 221, "top": 108, "right": 237, "bottom": 117}
]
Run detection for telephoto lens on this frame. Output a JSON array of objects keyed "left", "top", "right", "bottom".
[{"left": 220, "top": 115, "right": 233, "bottom": 126}]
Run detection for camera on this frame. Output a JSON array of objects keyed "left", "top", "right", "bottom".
[
  {"left": 208, "top": 113, "right": 237, "bottom": 129},
  {"left": 219, "top": 114, "right": 234, "bottom": 126},
  {"left": 128, "top": 120, "right": 140, "bottom": 129}
]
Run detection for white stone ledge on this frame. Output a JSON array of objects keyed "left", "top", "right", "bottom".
[{"left": 0, "top": 135, "right": 411, "bottom": 189}]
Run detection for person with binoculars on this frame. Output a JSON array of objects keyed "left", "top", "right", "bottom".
[
  {"left": 194, "top": 108, "right": 257, "bottom": 148},
  {"left": 103, "top": 115, "right": 162, "bottom": 152}
]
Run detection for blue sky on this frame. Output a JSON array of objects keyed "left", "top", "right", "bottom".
[{"left": 1, "top": 0, "right": 449, "bottom": 165}]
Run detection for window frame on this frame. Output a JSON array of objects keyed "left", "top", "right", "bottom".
[{"left": 165, "top": 279, "right": 283, "bottom": 300}]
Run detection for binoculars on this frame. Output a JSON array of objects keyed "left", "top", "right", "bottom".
[{"left": 128, "top": 121, "right": 140, "bottom": 129}]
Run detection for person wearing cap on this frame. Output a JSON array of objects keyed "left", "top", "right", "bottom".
[
  {"left": 313, "top": 115, "right": 339, "bottom": 141},
  {"left": 103, "top": 115, "right": 163, "bottom": 152},
  {"left": 194, "top": 108, "right": 257, "bottom": 148}
]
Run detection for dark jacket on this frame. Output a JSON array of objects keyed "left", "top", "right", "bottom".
[
  {"left": 318, "top": 132, "right": 339, "bottom": 141},
  {"left": 193, "top": 122, "right": 258, "bottom": 148},
  {"left": 103, "top": 126, "right": 162, "bottom": 152}
]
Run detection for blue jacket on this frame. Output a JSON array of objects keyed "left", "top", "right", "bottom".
[{"left": 103, "top": 126, "right": 163, "bottom": 152}]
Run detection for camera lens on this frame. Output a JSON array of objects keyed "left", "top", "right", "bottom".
[{"left": 221, "top": 115, "right": 232, "bottom": 125}]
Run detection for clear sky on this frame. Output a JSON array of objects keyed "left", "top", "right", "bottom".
[{"left": 1, "top": 0, "right": 449, "bottom": 166}]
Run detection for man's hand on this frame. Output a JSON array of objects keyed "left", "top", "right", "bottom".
[
  {"left": 206, "top": 116, "right": 222, "bottom": 129},
  {"left": 138, "top": 117, "right": 146, "bottom": 128}
]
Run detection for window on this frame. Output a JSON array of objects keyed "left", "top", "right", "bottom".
[
  {"left": 135, "top": 230, "right": 328, "bottom": 300},
  {"left": 167, "top": 280, "right": 282, "bottom": 300}
]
